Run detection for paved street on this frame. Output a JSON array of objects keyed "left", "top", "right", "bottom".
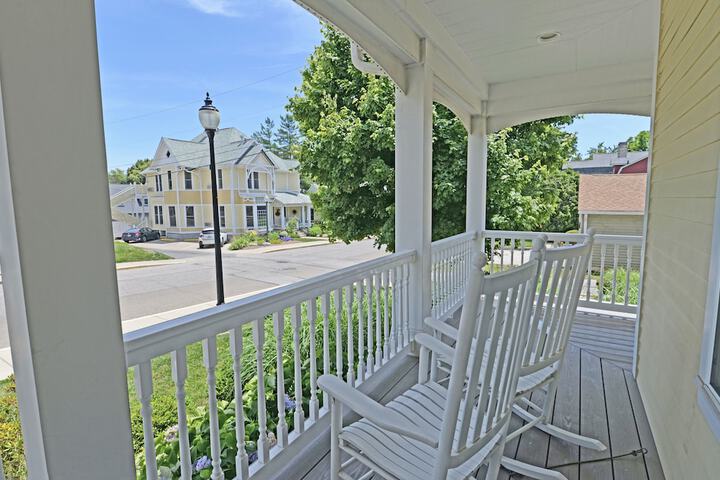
[{"left": 0, "top": 239, "right": 385, "bottom": 349}]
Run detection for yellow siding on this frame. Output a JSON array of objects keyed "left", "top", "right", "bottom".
[
  {"left": 637, "top": 1, "right": 720, "bottom": 478},
  {"left": 586, "top": 214, "right": 644, "bottom": 236}
]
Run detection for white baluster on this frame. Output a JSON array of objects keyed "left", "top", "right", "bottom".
[
  {"left": 586, "top": 244, "right": 593, "bottom": 301},
  {"left": 171, "top": 349, "right": 192, "bottom": 480},
  {"left": 625, "top": 245, "right": 633, "bottom": 306},
  {"left": 135, "top": 362, "right": 157, "bottom": 480},
  {"left": 599, "top": 243, "right": 607, "bottom": 304},
  {"left": 403, "top": 262, "right": 410, "bottom": 346},
  {"left": 393, "top": 266, "right": 403, "bottom": 350},
  {"left": 202, "top": 336, "right": 225, "bottom": 480},
  {"left": 365, "top": 275, "right": 374, "bottom": 377},
  {"left": 374, "top": 272, "right": 382, "bottom": 371},
  {"left": 611, "top": 243, "right": 620, "bottom": 305},
  {"left": 229, "top": 329, "right": 249, "bottom": 479},
  {"left": 382, "top": 270, "right": 390, "bottom": 362},
  {"left": 334, "top": 289, "right": 343, "bottom": 378},
  {"left": 321, "top": 293, "right": 331, "bottom": 408},
  {"left": 291, "top": 304, "right": 305, "bottom": 432},
  {"left": 345, "top": 284, "right": 355, "bottom": 386},
  {"left": 272, "top": 311, "right": 288, "bottom": 448},
  {"left": 308, "top": 296, "right": 320, "bottom": 421},
  {"left": 356, "top": 281, "right": 365, "bottom": 383},
  {"left": 251, "top": 320, "right": 270, "bottom": 464}
]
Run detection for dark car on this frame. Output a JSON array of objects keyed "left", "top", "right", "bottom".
[{"left": 122, "top": 227, "right": 161, "bottom": 243}]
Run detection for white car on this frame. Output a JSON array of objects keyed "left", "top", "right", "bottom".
[{"left": 198, "top": 228, "right": 228, "bottom": 248}]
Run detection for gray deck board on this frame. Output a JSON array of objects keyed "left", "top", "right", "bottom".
[{"left": 301, "top": 311, "right": 664, "bottom": 480}]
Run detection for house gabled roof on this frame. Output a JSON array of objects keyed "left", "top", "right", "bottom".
[
  {"left": 566, "top": 151, "right": 648, "bottom": 171},
  {"left": 146, "top": 127, "right": 297, "bottom": 173},
  {"left": 578, "top": 173, "right": 646, "bottom": 214}
]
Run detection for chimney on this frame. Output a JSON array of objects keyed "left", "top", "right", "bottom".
[{"left": 617, "top": 141, "right": 628, "bottom": 159}]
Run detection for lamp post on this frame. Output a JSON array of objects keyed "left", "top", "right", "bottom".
[
  {"left": 263, "top": 193, "right": 274, "bottom": 244},
  {"left": 198, "top": 93, "right": 224, "bottom": 305}
]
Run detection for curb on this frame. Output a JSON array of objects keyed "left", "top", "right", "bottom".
[{"left": 116, "top": 259, "right": 185, "bottom": 271}]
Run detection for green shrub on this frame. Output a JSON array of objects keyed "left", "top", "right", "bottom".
[
  {"left": 228, "top": 235, "right": 252, "bottom": 251},
  {"left": 286, "top": 218, "right": 299, "bottom": 237},
  {"left": 307, "top": 225, "right": 323, "bottom": 237},
  {"left": 0, "top": 376, "right": 26, "bottom": 479},
  {"left": 256, "top": 237, "right": 265, "bottom": 246},
  {"left": 268, "top": 232, "right": 282, "bottom": 245},
  {"left": 601, "top": 268, "right": 640, "bottom": 305}
]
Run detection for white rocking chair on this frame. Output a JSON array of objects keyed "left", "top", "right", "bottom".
[
  {"left": 426, "top": 231, "right": 599, "bottom": 480},
  {"left": 318, "top": 242, "right": 544, "bottom": 480}
]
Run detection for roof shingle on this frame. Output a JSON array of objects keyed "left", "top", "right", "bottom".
[{"left": 578, "top": 174, "right": 646, "bottom": 213}]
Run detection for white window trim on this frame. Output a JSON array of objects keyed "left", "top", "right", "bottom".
[
  {"left": 698, "top": 150, "right": 720, "bottom": 441},
  {"left": 185, "top": 205, "right": 196, "bottom": 228}
]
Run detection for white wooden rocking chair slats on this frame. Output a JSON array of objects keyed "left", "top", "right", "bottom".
[
  {"left": 426, "top": 231, "right": 599, "bottom": 480},
  {"left": 319, "top": 238, "right": 545, "bottom": 480}
]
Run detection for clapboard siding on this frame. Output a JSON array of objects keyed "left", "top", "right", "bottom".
[
  {"left": 637, "top": 0, "right": 720, "bottom": 478},
  {"left": 586, "top": 214, "right": 644, "bottom": 236}
]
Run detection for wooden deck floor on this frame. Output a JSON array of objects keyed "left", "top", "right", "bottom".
[{"left": 301, "top": 311, "right": 664, "bottom": 480}]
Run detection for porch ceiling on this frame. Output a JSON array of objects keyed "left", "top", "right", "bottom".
[{"left": 295, "top": 0, "right": 657, "bottom": 130}]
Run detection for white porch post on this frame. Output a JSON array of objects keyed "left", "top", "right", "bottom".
[
  {"left": 466, "top": 114, "right": 487, "bottom": 234},
  {"left": 281, "top": 207, "right": 286, "bottom": 229},
  {"left": 395, "top": 42, "right": 433, "bottom": 339},
  {"left": 0, "top": 1, "right": 135, "bottom": 478}
]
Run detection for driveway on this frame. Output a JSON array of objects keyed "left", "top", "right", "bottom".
[{"left": 0, "top": 239, "right": 386, "bottom": 348}]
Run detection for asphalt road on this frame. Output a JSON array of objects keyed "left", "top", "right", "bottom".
[{"left": 0, "top": 239, "right": 386, "bottom": 348}]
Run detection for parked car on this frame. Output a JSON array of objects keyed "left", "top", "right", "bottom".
[
  {"left": 198, "top": 228, "right": 228, "bottom": 248},
  {"left": 122, "top": 227, "right": 161, "bottom": 243}
]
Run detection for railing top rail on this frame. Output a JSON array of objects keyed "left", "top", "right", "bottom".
[
  {"left": 124, "top": 249, "right": 416, "bottom": 366},
  {"left": 431, "top": 230, "right": 478, "bottom": 249},
  {"left": 481, "top": 230, "right": 643, "bottom": 245}
]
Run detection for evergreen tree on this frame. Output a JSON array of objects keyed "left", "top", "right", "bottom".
[
  {"left": 274, "top": 114, "right": 300, "bottom": 159},
  {"left": 252, "top": 117, "right": 278, "bottom": 151}
]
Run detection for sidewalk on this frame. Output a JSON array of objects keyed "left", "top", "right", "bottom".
[{"left": 116, "top": 258, "right": 185, "bottom": 270}]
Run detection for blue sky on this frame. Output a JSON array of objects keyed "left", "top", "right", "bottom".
[{"left": 95, "top": 0, "right": 650, "bottom": 170}]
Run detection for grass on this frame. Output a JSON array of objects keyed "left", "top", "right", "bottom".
[{"left": 114, "top": 241, "right": 172, "bottom": 263}]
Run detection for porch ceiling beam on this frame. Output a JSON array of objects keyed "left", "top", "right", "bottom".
[
  {"left": 486, "top": 61, "right": 654, "bottom": 130},
  {"left": 296, "top": 0, "right": 420, "bottom": 92}
]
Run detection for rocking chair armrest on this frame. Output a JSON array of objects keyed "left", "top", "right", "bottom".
[
  {"left": 424, "top": 317, "right": 459, "bottom": 341},
  {"left": 317, "top": 374, "right": 438, "bottom": 447},
  {"left": 415, "top": 333, "right": 455, "bottom": 363}
]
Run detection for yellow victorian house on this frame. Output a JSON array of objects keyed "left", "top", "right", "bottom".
[{"left": 144, "top": 127, "right": 313, "bottom": 238}]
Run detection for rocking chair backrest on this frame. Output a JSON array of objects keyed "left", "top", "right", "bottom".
[
  {"left": 433, "top": 239, "right": 545, "bottom": 476},
  {"left": 521, "top": 230, "right": 595, "bottom": 373}
]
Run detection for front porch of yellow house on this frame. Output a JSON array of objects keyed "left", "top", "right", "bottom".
[{"left": 2, "top": 0, "right": 718, "bottom": 478}]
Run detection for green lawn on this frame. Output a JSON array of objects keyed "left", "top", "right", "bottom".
[{"left": 114, "top": 241, "right": 172, "bottom": 263}]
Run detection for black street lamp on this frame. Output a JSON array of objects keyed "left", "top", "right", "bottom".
[{"left": 198, "top": 93, "right": 224, "bottom": 305}]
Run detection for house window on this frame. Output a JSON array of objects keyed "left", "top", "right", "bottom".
[
  {"left": 245, "top": 206, "right": 254, "bottom": 228},
  {"left": 144, "top": 198, "right": 149, "bottom": 206},
  {"left": 217, "top": 169, "right": 223, "bottom": 189},
  {"left": 219, "top": 206, "right": 226, "bottom": 228},
  {"left": 168, "top": 206, "right": 177, "bottom": 227},
  {"left": 154, "top": 206, "right": 164, "bottom": 225},
  {"left": 247, "top": 171, "right": 260, "bottom": 189},
  {"left": 185, "top": 171, "right": 193, "bottom": 190},
  {"left": 257, "top": 205, "right": 268, "bottom": 229},
  {"left": 186, "top": 206, "right": 195, "bottom": 227},
  {"left": 155, "top": 175, "right": 163, "bottom": 192},
  {"left": 167, "top": 171, "right": 173, "bottom": 190}
]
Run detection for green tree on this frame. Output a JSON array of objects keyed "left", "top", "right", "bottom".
[
  {"left": 274, "top": 114, "right": 301, "bottom": 159},
  {"left": 626, "top": 130, "right": 650, "bottom": 151},
  {"left": 252, "top": 117, "right": 278, "bottom": 151},
  {"left": 288, "top": 26, "right": 579, "bottom": 250},
  {"left": 108, "top": 168, "right": 127, "bottom": 184},
  {"left": 126, "top": 158, "right": 150, "bottom": 184}
]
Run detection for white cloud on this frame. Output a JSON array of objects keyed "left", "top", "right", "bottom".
[
  {"left": 186, "top": 0, "right": 242, "bottom": 17},
  {"left": 185, "top": 0, "right": 302, "bottom": 18}
]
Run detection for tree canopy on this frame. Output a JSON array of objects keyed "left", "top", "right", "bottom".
[
  {"left": 288, "top": 26, "right": 579, "bottom": 251},
  {"left": 107, "top": 158, "right": 150, "bottom": 185}
]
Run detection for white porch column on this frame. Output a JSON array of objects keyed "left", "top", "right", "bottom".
[
  {"left": 466, "top": 114, "right": 487, "bottom": 234},
  {"left": 0, "top": 1, "right": 135, "bottom": 478},
  {"left": 280, "top": 207, "right": 286, "bottom": 229},
  {"left": 395, "top": 43, "right": 433, "bottom": 339}
]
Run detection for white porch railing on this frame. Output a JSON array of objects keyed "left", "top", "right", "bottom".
[
  {"left": 482, "top": 230, "right": 643, "bottom": 314},
  {"left": 124, "top": 251, "right": 414, "bottom": 480},
  {"left": 430, "top": 231, "right": 477, "bottom": 321}
]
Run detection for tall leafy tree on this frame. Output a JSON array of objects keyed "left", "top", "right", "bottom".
[
  {"left": 252, "top": 117, "right": 278, "bottom": 151},
  {"left": 126, "top": 158, "right": 150, "bottom": 184},
  {"left": 289, "top": 26, "right": 579, "bottom": 250},
  {"left": 274, "top": 114, "right": 301, "bottom": 159},
  {"left": 626, "top": 130, "right": 650, "bottom": 151},
  {"left": 108, "top": 168, "right": 127, "bottom": 184}
]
